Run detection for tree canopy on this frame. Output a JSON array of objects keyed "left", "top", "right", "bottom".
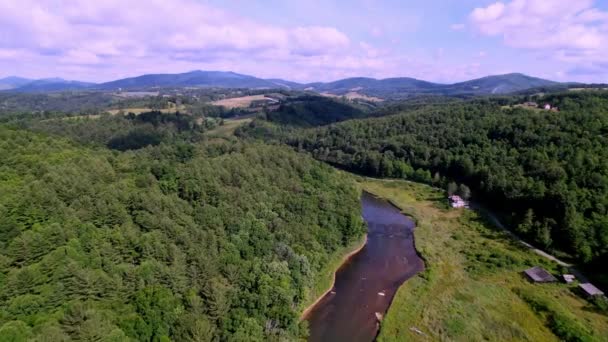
[{"left": 0, "top": 124, "right": 365, "bottom": 340}]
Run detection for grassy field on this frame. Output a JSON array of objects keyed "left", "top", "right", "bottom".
[
  {"left": 210, "top": 95, "right": 269, "bottom": 108},
  {"left": 320, "top": 91, "right": 383, "bottom": 102},
  {"left": 203, "top": 116, "right": 254, "bottom": 140},
  {"left": 359, "top": 179, "right": 608, "bottom": 342},
  {"left": 106, "top": 105, "right": 185, "bottom": 115}
]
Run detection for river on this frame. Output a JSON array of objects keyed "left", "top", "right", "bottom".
[{"left": 305, "top": 191, "right": 425, "bottom": 341}]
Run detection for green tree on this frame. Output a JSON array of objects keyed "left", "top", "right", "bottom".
[
  {"left": 457, "top": 184, "right": 471, "bottom": 200},
  {"left": 447, "top": 182, "right": 458, "bottom": 196}
]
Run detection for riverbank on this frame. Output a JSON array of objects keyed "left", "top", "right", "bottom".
[
  {"left": 300, "top": 234, "right": 367, "bottom": 320},
  {"left": 360, "top": 179, "right": 608, "bottom": 341}
]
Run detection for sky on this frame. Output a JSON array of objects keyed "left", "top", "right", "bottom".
[{"left": 1, "top": 0, "right": 607, "bottom": 83}]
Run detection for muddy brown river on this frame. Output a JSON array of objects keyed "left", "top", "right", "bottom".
[{"left": 305, "top": 191, "right": 425, "bottom": 342}]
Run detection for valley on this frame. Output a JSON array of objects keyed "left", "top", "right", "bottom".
[
  {"left": 4, "top": 1, "right": 608, "bottom": 341},
  {"left": 0, "top": 73, "right": 607, "bottom": 341}
]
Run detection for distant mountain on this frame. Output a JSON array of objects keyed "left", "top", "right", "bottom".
[
  {"left": 0, "top": 76, "right": 33, "bottom": 90},
  {"left": 264, "top": 78, "right": 302, "bottom": 90},
  {"left": 1, "top": 71, "right": 565, "bottom": 97},
  {"left": 301, "top": 73, "right": 559, "bottom": 98},
  {"left": 13, "top": 78, "right": 94, "bottom": 92},
  {"left": 444, "top": 73, "right": 559, "bottom": 95},
  {"left": 301, "top": 77, "right": 442, "bottom": 93},
  {"left": 96, "top": 70, "right": 285, "bottom": 90}
]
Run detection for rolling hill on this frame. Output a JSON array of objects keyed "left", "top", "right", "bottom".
[
  {"left": 299, "top": 73, "right": 560, "bottom": 98},
  {"left": 444, "top": 73, "right": 560, "bottom": 95},
  {"left": 12, "top": 78, "right": 94, "bottom": 92},
  {"left": 0, "top": 76, "right": 33, "bottom": 90},
  {"left": 300, "top": 76, "right": 441, "bottom": 94},
  {"left": 95, "top": 70, "right": 284, "bottom": 90},
  {"left": 2, "top": 71, "right": 565, "bottom": 97}
]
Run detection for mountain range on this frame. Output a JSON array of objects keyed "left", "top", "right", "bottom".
[{"left": 0, "top": 71, "right": 568, "bottom": 97}]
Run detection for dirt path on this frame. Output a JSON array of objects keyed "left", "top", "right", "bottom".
[
  {"left": 471, "top": 203, "right": 594, "bottom": 283},
  {"left": 471, "top": 203, "right": 572, "bottom": 267}
]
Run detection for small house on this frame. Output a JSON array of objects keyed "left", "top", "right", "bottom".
[
  {"left": 524, "top": 266, "right": 557, "bottom": 283},
  {"left": 543, "top": 104, "right": 552, "bottom": 110},
  {"left": 563, "top": 274, "right": 576, "bottom": 284},
  {"left": 579, "top": 283, "right": 604, "bottom": 298},
  {"left": 449, "top": 195, "right": 467, "bottom": 208}
]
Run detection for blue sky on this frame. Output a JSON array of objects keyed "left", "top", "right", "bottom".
[{"left": 1, "top": 0, "right": 607, "bottom": 83}]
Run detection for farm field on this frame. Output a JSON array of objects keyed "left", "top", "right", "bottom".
[
  {"left": 320, "top": 91, "right": 383, "bottom": 102},
  {"left": 210, "top": 95, "right": 269, "bottom": 108},
  {"left": 106, "top": 105, "right": 186, "bottom": 115},
  {"left": 204, "top": 115, "right": 255, "bottom": 139}
]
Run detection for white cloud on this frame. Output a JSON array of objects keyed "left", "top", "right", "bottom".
[
  {"left": 0, "top": 0, "right": 356, "bottom": 81},
  {"left": 450, "top": 23, "right": 466, "bottom": 31},
  {"left": 469, "top": 0, "right": 608, "bottom": 63}
]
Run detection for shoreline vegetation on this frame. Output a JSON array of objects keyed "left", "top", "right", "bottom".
[
  {"left": 359, "top": 178, "right": 608, "bottom": 342},
  {"left": 300, "top": 235, "right": 368, "bottom": 321}
]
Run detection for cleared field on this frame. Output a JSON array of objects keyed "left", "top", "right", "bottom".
[
  {"left": 569, "top": 88, "right": 607, "bottom": 91},
  {"left": 359, "top": 179, "right": 608, "bottom": 342},
  {"left": 210, "top": 95, "right": 269, "bottom": 108},
  {"left": 501, "top": 104, "right": 543, "bottom": 112},
  {"left": 320, "top": 91, "right": 383, "bottom": 102},
  {"left": 204, "top": 116, "right": 255, "bottom": 138},
  {"left": 106, "top": 105, "right": 185, "bottom": 115}
]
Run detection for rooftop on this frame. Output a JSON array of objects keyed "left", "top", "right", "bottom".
[
  {"left": 579, "top": 283, "right": 604, "bottom": 296},
  {"left": 524, "top": 266, "right": 557, "bottom": 283}
]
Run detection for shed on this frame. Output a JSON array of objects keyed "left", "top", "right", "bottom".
[
  {"left": 524, "top": 266, "right": 557, "bottom": 283},
  {"left": 563, "top": 274, "right": 576, "bottom": 284},
  {"left": 449, "top": 195, "right": 467, "bottom": 208},
  {"left": 579, "top": 283, "right": 604, "bottom": 297}
]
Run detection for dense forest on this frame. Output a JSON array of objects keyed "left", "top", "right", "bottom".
[
  {"left": 7, "top": 111, "right": 211, "bottom": 151},
  {"left": 0, "top": 122, "right": 365, "bottom": 340},
  {"left": 264, "top": 95, "right": 369, "bottom": 127},
  {"left": 240, "top": 92, "right": 608, "bottom": 265}
]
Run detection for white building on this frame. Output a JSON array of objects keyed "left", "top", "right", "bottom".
[{"left": 449, "top": 195, "right": 467, "bottom": 208}]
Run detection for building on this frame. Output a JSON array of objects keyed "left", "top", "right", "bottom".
[
  {"left": 544, "top": 104, "right": 552, "bottom": 110},
  {"left": 524, "top": 266, "right": 557, "bottom": 283},
  {"left": 579, "top": 283, "right": 605, "bottom": 298},
  {"left": 448, "top": 195, "right": 467, "bottom": 208},
  {"left": 523, "top": 101, "right": 538, "bottom": 107},
  {"left": 563, "top": 274, "right": 576, "bottom": 284}
]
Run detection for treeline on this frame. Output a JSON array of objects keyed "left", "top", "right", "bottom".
[
  {"left": 0, "top": 92, "right": 116, "bottom": 115},
  {"left": 264, "top": 95, "right": 368, "bottom": 127},
  {"left": 0, "top": 125, "right": 365, "bottom": 340},
  {"left": 240, "top": 92, "right": 608, "bottom": 264},
  {"left": 7, "top": 111, "right": 214, "bottom": 151}
]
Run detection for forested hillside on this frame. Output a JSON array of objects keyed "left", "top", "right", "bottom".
[
  {"left": 264, "top": 95, "right": 368, "bottom": 127},
  {"left": 0, "top": 126, "right": 364, "bottom": 340},
  {"left": 11, "top": 111, "right": 209, "bottom": 151},
  {"left": 241, "top": 92, "right": 608, "bottom": 265}
]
